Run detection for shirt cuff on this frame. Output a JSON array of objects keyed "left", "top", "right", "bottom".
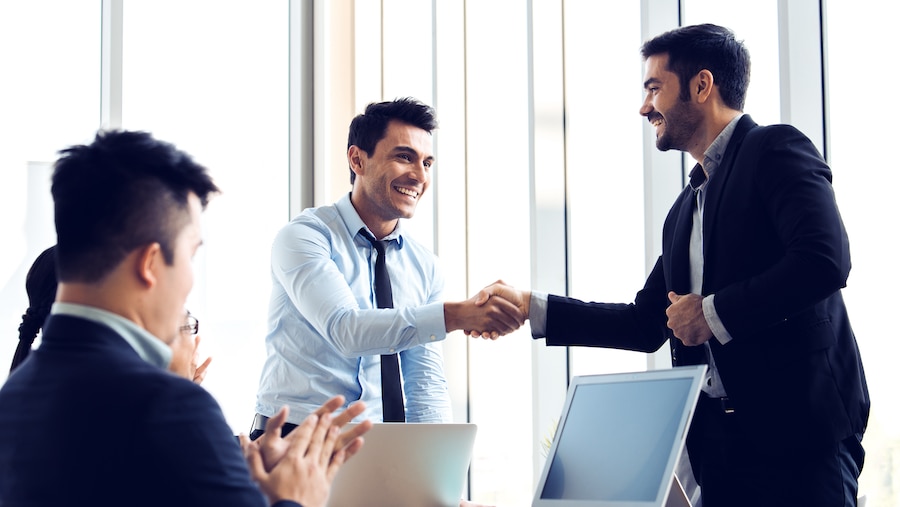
[
  {"left": 529, "top": 291, "right": 549, "bottom": 338},
  {"left": 417, "top": 301, "right": 448, "bottom": 344},
  {"left": 702, "top": 294, "right": 733, "bottom": 345}
]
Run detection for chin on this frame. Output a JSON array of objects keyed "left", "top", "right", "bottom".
[{"left": 397, "top": 203, "right": 419, "bottom": 217}]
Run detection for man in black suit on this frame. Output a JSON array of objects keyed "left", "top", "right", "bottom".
[
  {"left": 475, "top": 24, "right": 868, "bottom": 507},
  {"left": 0, "top": 130, "right": 369, "bottom": 507}
]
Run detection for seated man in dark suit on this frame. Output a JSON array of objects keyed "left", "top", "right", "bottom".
[{"left": 0, "top": 130, "right": 370, "bottom": 507}]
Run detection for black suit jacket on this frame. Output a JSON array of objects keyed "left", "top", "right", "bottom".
[
  {"left": 545, "top": 116, "right": 869, "bottom": 447},
  {"left": 0, "top": 314, "right": 296, "bottom": 507}
]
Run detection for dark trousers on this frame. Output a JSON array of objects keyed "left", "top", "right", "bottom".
[{"left": 687, "top": 395, "right": 864, "bottom": 507}]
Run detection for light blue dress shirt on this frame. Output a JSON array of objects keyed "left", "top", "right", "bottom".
[{"left": 254, "top": 193, "right": 452, "bottom": 424}]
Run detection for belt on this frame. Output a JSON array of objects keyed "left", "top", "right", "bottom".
[
  {"left": 251, "top": 413, "right": 269, "bottom": 433},
  {"left": 706, "top": 395, "right": 736, "bottom": 414},
  {"left": 251, "top": 413, "right": 299, "bottom": 435}
]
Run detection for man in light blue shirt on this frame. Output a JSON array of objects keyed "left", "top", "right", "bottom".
[{"left": 253, "top": 98, "right": 525, "bottom": 431}]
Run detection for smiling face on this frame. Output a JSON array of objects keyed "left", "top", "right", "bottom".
[
  {"left": 640, "top": 54, "right": 704, "bottom": 154},
  {"left": 349, "top": 120, "right": 435, "bottom": 238}
]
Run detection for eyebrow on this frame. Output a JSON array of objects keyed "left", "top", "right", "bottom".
[{"left": 643, "top": 77, "right": 662, "bottom": 90}]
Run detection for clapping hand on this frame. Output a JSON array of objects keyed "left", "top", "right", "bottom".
[{"left": 239, "top": 396, "right": 371, "bottom": 507}]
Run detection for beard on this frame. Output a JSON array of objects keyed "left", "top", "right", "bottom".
[{"left": 655, "top": 99, "right": 702, "bottom": 153}]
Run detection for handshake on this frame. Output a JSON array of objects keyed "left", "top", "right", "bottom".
[{"left": 444, "top": 280, "right": 533, "bottom": 339}]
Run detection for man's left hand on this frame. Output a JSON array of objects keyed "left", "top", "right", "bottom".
[{"left": 666, "top": 292, "right": 713, "bottom": 346}]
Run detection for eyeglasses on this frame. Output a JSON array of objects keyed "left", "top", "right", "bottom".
[{"left": 180, "top": 311, "right": 199, "bottom": 336}]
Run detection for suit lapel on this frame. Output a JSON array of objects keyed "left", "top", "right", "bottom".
[{"left": 698, "top": 115, "right": 757, "bottom": 286}]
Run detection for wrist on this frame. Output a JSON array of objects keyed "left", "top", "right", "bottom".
[{"left": 443, "top": 302, "right": 460, "bottom": 332}]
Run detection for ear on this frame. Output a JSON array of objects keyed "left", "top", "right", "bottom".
[
  {"left": 694, "top": 69, "right": 714, "bottom": 104},
  {"left": 348, "top": 145, "right": 366, "bottom": 179},
  {"left": 135, "top": 243, "right": 163, "bottom": 288}
]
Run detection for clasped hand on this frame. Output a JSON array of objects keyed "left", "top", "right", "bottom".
[
  {"left": 665, "top": 292, "right": 713, "bottom": 346},
  {"left": 463, "top": 280, "right": 531, "bottom": 339}
]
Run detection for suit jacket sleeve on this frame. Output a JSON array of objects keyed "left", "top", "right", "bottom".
[{"left": 545, "top": 255, "right": 671, "bottom": 353}]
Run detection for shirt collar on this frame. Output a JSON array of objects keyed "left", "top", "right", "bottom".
[
  {"left": 51, "top": 302, "right": 173, "bottom": 368},
  {"left": 336, "top": 192, "right": 405, "bottom": 248},
  {"left": 689, "top": 113, "right": 744, "bottom": 192},
  {"left": 701, "top": 113, "right": 744, "bottom": 181}
]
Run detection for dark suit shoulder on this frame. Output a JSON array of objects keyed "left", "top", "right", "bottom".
[
  {"left": 0, "top": 315, "right": 268, "bottom": 507},
  {"left": 734, "top": 120, "right": 824, "bottom": 166}
]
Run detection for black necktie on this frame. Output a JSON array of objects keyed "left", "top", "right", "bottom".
[{"left": 361, "top": 229, "right": 405, "bottom": 422}]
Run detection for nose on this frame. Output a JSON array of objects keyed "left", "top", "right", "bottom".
[
  {"left": 410, "top": 162, "right": 427, "bottom": 181},
  {"left": 639, "top": 94, "right": 653, "bottom": 117}
]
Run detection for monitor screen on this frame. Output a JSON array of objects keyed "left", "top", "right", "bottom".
[{"left": 539, "top": 377, "right": 694, "bottom": 501}]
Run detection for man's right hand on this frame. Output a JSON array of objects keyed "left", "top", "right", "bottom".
[
  {"left": 252, "top": 397, "right": 370, "bottom": 473},
  {"left": 444, "top": 280, "right": 527, "bottom": 338},
  {"left": 465, "top": 280, "right": 531, "bottom": 339}
]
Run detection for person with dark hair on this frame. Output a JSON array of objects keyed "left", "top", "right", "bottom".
[
  {"left": 252, "top": 97, "right": 525, "bottom": 436},
  {"left": 10, "top": 245, "right": 57, "bottom": 373},
  {"left": 475, "top": 24, "right": 868, "bottom": 507},
  {"left": 0, "top": 130, "right": 370, "bottom": 507},
  {"left": 345, "top": 96, "right": 440, "bottom": 185},
  {"left": 168, "top": 309, "right": 213, "bottom": 384}
]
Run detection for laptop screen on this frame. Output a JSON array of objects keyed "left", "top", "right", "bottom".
[{"left": 534, "top": 366, "right": 706, "bottom": 507}]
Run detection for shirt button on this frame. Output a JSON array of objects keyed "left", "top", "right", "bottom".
[
  {"left": 389, "top": 348, "right": 396, "bottom": 353},
  {"left": 430, "top": 335, "right": 436, "bottom": 341}
]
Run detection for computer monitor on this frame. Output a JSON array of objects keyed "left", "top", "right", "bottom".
[{"left": 533, "top": 365, "right": 706, "bottom": 507}]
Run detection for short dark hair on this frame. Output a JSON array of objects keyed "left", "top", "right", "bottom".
[
  {"left": 641, "top": 23, "right": 750, "bottom": 111},
  {"left": 347, "top": 97, "right": 438, "bottom": 184},
  {"left": 51, "top": 130, "right": 220, "bottom": 283}
]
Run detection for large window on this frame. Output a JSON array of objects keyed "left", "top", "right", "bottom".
[
  {"left": 563, "top": 0, "right": 647, "bottom": 379},
  {"left": 827, "top": 2, "right": 900, "bottom": 504},
  {"left": 461, "top": 2, "right": 534, "bottom": 504}
]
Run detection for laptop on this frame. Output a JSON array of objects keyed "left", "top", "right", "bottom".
[
  {"left": 532, "top": 365, "right": 707, "bottom": 507},
  {"left": 327, "top": 422, "right": 477, "bottom": 507}
]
